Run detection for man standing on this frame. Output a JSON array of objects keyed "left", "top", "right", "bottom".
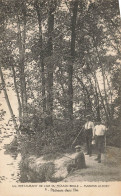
[
  {"left": 84, "top": 115, "right": 94, "bottom": 156},
  {"left": 94, "top": 121, "right": 107, "bottom": 163}
]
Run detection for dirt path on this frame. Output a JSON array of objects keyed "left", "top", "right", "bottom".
[{"left": 63, "top": 147, "right": 121, "bottom": 182}]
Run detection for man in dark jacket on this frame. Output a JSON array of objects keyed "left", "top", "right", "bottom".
[{"left": 67, "top": 145, "right": 86, "bottom": 173}]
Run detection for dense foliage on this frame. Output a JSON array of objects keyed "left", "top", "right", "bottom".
[{"left": 0, "top": 0, "right": 121, "bottom": 152}]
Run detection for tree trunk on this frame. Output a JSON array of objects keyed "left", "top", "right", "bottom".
[
  {"left": 76, "top": 75, "right": 93, "bottom": 115},
  {"left": 68, "top": 0, "right": 78, "bottom": 121},
  {"left": 95, "top": 45, "right": 111, "bottom": 120},
  {"left": 11, "top": 65, "right": 22, "bottom": 122},
  {"left": 83, "top": 71, "right": 101, "bottom": 121},
  {"left": 34, "top": 0, "right": 46, "bottom": 113},
  {"left": 0, "top": 65, "right": 18, "bottom": 131},
  {"left": 94, "top": 80, "right": 101, "bottom": 121},
  {"left": 87, "top": 51, "right": 109, "bottom": 122},
  {"left": 17, "top": 15, "right": 27, "bottom": 123},
  {"left": 46, "top": 5, "right": 55, "bottom": 127},
  {"left": 94, "top": 71, "right": 110, "bottom": 122}
]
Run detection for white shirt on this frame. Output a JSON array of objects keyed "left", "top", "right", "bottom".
[
  {"left": 85, "top": 121, "right": 94, "bottom": 130},
  {"left": 94, "top": 125, "right": 107, "bottom": 136}
]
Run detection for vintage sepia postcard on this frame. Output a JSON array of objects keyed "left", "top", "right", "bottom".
[{"left": 0, "top": 0, "right": 121, "bottom": 196}]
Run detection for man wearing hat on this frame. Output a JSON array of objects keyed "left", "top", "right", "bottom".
[
  {"left": 94, "top": 121, "right": 107, "bottom": 163},
  {"left": 67, "top": 145, "right": 86, "bottom": 173},
  {"left": 84, "top": 115, "right": 94, "bottom": 156}
]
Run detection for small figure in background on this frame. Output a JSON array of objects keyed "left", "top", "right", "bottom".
[
  {"left": 67, "top": 145, "right": 86, "bottom": 173},
  {"left": 94, "top": 121, "right": 107, "bottom": 163},
  {"left": 84, "top": 115, "right": 95, "bottom": 156}
]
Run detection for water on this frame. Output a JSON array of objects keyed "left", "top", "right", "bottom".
[
  {"left": 0, "top": 129, "right": 21, "bottom": 183},
  {"left": 0, "top": 128, "right": 43, "bottom": 183}
]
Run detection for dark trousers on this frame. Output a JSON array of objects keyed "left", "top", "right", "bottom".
[
  {"left": 95, "top": 135, "right": 104, "bottom": 160},
  {"left": 85, "top": 129, "right": 92, "bottom": 155},
  {"left": 67, "top": 163, "right": 77, "bottom": 173}
]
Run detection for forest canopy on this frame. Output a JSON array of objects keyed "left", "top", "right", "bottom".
[{"left": 0, "top": 0, "right": 121, "bottom": 151}]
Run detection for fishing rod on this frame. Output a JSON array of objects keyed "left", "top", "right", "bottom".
[
  {"left": 71, "top": 127, "right": 84, "bottom": 148},
  {"left": 56, "top": 151, "right": 74, "bottom": 160},
  {"left": 63, "top": 155, "right": 74, "bottom": 160}
]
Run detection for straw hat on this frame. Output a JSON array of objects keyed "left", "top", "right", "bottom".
[{"left": 75, "top": 145, "right": 81, "bottom": 149}]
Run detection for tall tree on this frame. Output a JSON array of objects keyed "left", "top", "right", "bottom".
[
  {"left": 0, "top": 65, "right": 18, "bottom": 131},
  {"left": 16, "top": 2, "right": 27, "bottom": 123},
  {"left": 46, "top": 1, "right": 57, "bottom": 127},
  {"left": 68, "top": 0, "right": 78, "bottom": 121},
  {"left": 34, "top": 0, "right": 46, "bottom": 113}
]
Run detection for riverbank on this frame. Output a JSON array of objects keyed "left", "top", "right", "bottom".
[
  {"left": 18, "top": 146, "right": 121, "bottom": 182},
  {"left": 18, "top": 151, "right": 77, "bottom": 182},
  {"left": 3, "top": 133, "right": 121, "bottom": 183}
]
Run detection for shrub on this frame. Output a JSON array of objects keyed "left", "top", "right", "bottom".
[
  {"left": 107, "top": 126, "right": 121, "bottom": 148},
  {"left": 19, "top": 118, "right": 85, "bottom": 157}
]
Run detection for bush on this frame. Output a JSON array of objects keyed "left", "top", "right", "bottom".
[
  {"left": 18, "top": 118, "right": 86, "bottom": 157},
  {"left": 107, "top": 125, "right": 121, "bottom": 148}
]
